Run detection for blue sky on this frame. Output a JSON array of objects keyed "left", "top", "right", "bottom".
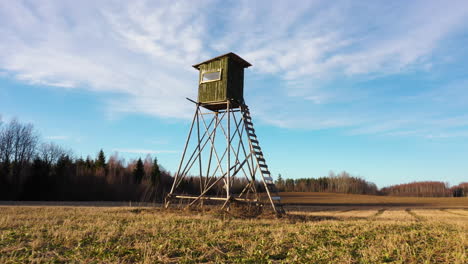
[{"left": 1, "top": 0, "right": 467, "bottom": 187}]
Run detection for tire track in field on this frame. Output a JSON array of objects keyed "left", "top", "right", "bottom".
[
  {"left": 405, "top": 208, "right": 425, "bottom": 222},
  {"left": 440, "top": 209, "right": 467, "bottom": 216},
  {"left": 339, "top": 208, "right": 355, "bottom": 213},
  {"left": 369, "top": 208, "right": 386, "bottom": 220}
]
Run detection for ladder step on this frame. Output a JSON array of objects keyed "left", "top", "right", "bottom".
[
  {"left": 254, "top": 151, "right": 263, "bottom": 156},
  {"left": 259, "top": 163, "right": 268, "bottom": 168},
  {"left": 248, "top": 132, "right": 256, "bottom": 137},
  {"left": 245, "top": 120, "right": 253, "bottom": 126},
  {"left": 244, "top": 116, "right": 252, "bottom": 120},
  {"left": 250, "top": 139, "right": 259, "bottom": 144},
  {"left": 252, "top": 145, "right": 261, "bottom": 150},
  {"left": 256, "top": 157, "right": 265, "bottom": 162},
  {"left": 261, "top": 170, "right": 270, "bottom": 174},
  {"left": 264, "top": 176, "right": 273, "bottom": 181}
]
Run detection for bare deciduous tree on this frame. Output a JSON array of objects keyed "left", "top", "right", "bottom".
[
  {"left": 0, "top": 119, "right": 15, "bottom": 164},
  {"left": 1, "top": 119, "right": 38, "bottom": 177},
  {"left": 39, "top": 142, "right": 70, "bottom": 166}
]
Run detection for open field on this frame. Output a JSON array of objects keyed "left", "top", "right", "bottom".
[
  {"left": 2, "top": 192, "right": 467, "bottom": 208},
  {"left": 1, "top": 203, "right": 467, "bottom": 263}
]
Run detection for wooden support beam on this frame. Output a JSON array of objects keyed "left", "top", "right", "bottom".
[
  {"left": 174, "top": 195, "right": 258, "bottom": 203},
  {"left": 167, "top": 101, "right": 285, "bottom": 215}
]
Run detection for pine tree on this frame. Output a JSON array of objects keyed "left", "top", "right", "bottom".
[
  {"left": 134, "top": 158, "right": 144, "bottom": 184},
  {"left": 85, "top": 156, "right": 93, "bottom": 169},
  {"left": 276, "top": 173, "right": 284, "bottom": 191},
  {"left": 151, "top": 158, "right": 161, "bottom": 187},
  {"left": 95, "top": 149, "right": 106, "bottom": 168}
]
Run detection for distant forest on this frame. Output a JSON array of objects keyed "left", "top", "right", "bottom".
[
  {"left": 0, "top": 118, "right": 467, "bottom": 201},
  {"left": 275, "top": 172, "right": 468, "bottom": 197}
]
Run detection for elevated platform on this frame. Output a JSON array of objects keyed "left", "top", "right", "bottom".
[{"left": 198, "top": 100, "right": 242, "bottom": 111}]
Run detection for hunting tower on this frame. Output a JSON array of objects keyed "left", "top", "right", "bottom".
[
  {"left": 194, "top": 53, "right": 251, "bottom": 110},
  {"left": 166, "top": 52, "right": 285, "bottom": 215}
]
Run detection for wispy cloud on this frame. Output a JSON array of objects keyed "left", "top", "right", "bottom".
[
  {"left": 425, "top": 131, "right": 468, "bottom": 139},
  {"left": 0, "top": 0, "right": 202, "bottom": 119},
  {"left": 45, "top": 135, "right": 69, "bottom": 140},
  {"left": 222, "top": 1, "right": 468, "bottom": 79},
  {"left": 348, "top": 113, "right": 468, "bottom": 139},
  {"left": 1, "top": 0, "right": 468, "bottom": 137},
  {"left": 113, "top": 148, "right": 178, "bottom": 155}
]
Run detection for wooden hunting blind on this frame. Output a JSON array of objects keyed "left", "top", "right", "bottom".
[
  {"left": 193, "top": 52, "right": 251, "bottom": 110},
  {"left": 166, "top": 53, "right": 285, "bottom": 216}
]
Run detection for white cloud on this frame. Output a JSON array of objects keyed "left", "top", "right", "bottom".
[
  {"left": 45, "top": 135, "right": 69, "bottom": 140},
  {"left": 0, "top": 0, "right": 468, "bottom": 136},
  {"left": 425, "top": 131, "right": 468, "bottom": 139},
  {"left": 0, "top": 0, "right": 203, "bottom": 119},
  {"left": 222, "top": 1, "right": 468, "bottom": 76}
]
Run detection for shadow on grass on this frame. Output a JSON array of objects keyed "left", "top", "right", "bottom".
[
  {"left": 372, "top": 208, "right": 386, "bottom": 217},
  {"left": 440, "top": 208, "right": 467, "bottom": 216},
  {"left": 160, "top": 205, "right": 344, "bottom": 222},
  {"left": 285, "top": 213, "right": 342, "bottom": 223}
]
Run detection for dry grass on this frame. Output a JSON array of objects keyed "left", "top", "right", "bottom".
[{"left": 0, "top": 205, "right": 466, "bottom": 263}]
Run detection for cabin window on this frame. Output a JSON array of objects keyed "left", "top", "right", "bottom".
[{"left": 201, "top": 70, "right": 222, "bottom": 83}]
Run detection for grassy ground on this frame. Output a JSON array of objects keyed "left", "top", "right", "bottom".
[{"left": 0, "top": 205, "right": 466, "bottom": 263}]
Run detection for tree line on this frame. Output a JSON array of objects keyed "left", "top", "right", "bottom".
[
  {"left": 275, "top": 171, "right": 379, "bottom": 195},
  {"left": 380, "top": 181, "right": 468, "bottom": 197},
  {"left": 0, "top": 118, "right": 264, "bottom": 201},
  {"left": 1, "top": 117, "right": 467, "bottom": 200},
  {"left": 275, "top": 172, "right": 467, "bottom": 197},
  {"left": 0, "top": 118, "right": 173, "bottom": 201}
]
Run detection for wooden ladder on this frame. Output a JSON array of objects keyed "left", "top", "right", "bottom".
[{"left": 240, "top": 104, "right": 285, "bottom": 215}]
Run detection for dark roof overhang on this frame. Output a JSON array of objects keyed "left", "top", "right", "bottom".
[{"left": 193, "top": 52, "right": 252, "bottom": 69}]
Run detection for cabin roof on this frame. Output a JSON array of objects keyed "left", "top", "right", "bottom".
[{"left": 192, "top": 52, "right": 252, "bottom": 69}]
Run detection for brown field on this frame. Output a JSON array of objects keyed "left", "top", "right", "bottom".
[
  {"left": 0, "top": 193, "right": 467, "bottom": 263},
  {"left": 280, "top": 192, "right": 468, "bottom": 207}
]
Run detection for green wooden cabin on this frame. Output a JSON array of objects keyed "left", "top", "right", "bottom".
[{"left": 193, "top": 52, "right": 251, "bottom": 110}]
